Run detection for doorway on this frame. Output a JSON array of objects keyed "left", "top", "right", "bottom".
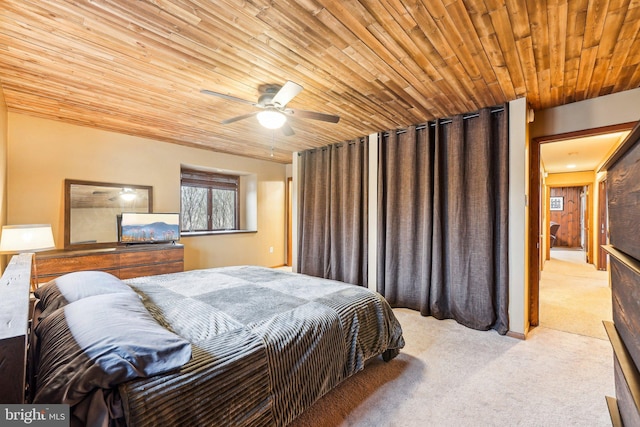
[
  {"left": 528, "top": 123, "right": 634, "bottom": 331},
  {"left": 549, "top": 185, "right": 588, "bottom": 251}
]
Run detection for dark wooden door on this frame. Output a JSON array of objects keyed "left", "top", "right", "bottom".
[
  {"left": 598, "top": 179, "right": 608, "bottom": 270},
  {"left": 550, "top": 186, "right": 583, "bottom": 248}
]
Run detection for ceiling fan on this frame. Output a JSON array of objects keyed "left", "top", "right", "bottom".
[{"left": 201, "top": 81, "right": 340, "bottom": 136}]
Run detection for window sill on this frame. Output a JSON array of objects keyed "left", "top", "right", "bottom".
[{"left": 181, "top": 230, "right": 257, "bottom": 237}]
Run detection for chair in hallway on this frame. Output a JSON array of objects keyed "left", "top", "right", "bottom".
[{"left": 550, "top": 222, "right": 560, "bottom": 248}]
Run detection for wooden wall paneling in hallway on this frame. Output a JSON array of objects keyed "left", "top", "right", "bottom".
[{"left": 550, "top": 186, "right": 583, "bottom": 248}]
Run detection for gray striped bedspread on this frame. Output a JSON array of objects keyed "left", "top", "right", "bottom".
[{"left": 119, "top": 266, "right": 405, "bottom": 426}]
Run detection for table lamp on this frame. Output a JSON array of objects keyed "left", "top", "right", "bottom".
[{"left": 0, "top": 224, "right": 55, "bottom": 291}]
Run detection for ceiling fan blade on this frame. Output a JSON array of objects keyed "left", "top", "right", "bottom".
[
  {"left": 272, "top": 81, "right": 303, "bottom": 107},
  {"left": 281, "top": 122, "right": 295, "bottom": 136},
  {"left": 201, "top": 89, "right": 257, "bottom": 106},
  {"left": 221, "top": 111, "right": 259, "bottom": 124},
  {"left": 287, "top": 108, "right": 340, "bottom": 123}
]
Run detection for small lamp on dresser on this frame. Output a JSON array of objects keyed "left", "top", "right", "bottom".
[{"left": 0, "top": 224, "right": 55, "bottom": 291}]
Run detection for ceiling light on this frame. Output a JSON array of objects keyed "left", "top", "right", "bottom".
[
  {"left": 566, "top": 164, "right": 576, "bottom": 169},
  {"left": 257, "top": 110, "right": 286, "bottom": 129}
]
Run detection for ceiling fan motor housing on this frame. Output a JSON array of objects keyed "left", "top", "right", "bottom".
[{"left": 257, "top": 84, "right": 282, "bottom": 107}]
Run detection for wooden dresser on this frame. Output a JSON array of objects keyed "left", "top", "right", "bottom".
[
  {"left": 35, "top": 243, "right": 184, "bottom": 282},
  {"left": 601, "top": 121, "right": 640, "bottom": 427}
]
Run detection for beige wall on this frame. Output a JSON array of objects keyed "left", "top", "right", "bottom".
[
  {"left": 7, "top": 113, "right": 287, "bottom": 270},
  {"left": 508, "top": 97, "right": 529, "bottom": 337},
  {"left": 545, "top": 170, "right": 595, "bottom": 186},
  {"left": 0, "top": 89, "right": 7, "bottom": 270},
  {"left": 531, "top": 87, "right": 640, "bottom": 138},
  {"left": 0, "top": 90, "right": 6, "bottom": 223}
]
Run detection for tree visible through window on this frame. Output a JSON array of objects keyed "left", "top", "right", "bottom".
[{"left": 181, "top": 168, "right": 239, "bottom": 232}]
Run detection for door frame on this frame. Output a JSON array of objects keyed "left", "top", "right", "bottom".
[
  {"left": 597, "top": 178, "right": 608, "bottom": 270},
  {"left": 286, "top": 177, "right": 293, "bottom": 266},
  {"left": 582, "top": 185, "right": 590, "bottom": 262},
  {"left": 528, "top": 122, "right": 635, "bottom": 327}
]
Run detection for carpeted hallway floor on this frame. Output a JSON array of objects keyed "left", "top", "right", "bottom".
[{"left": 539, "top": 247, "right": 612, "bottom": 340}]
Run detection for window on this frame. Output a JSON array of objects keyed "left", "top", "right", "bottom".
[{"left": 181, "top": 167, "right": 239, "bottom": 232}]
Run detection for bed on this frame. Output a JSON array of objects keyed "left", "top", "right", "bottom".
[{"left": 28, "top": 265, "right": 405, "bottom": 426}]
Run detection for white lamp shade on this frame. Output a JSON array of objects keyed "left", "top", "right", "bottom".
[
  {"left": 0, "top": 224, "right": 56, "bottom": 253},
  {"left": 257, "top": 110, "right": 286, "bottom": 129}
]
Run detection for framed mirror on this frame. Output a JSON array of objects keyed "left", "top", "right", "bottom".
[{"left": 64, "top": 179, "right": 153, "bottom": 249}]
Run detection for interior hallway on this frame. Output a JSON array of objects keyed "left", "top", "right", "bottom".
[{"left": 539, "top": 247, "right": 612, "bottom": 340}]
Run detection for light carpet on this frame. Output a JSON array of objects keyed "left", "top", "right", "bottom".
[
  {"left": 539, "top": 248, "right": 612, "bottom": 340},
  {"left": 290, "top": 309, "right": 614, "bottom": 427}
]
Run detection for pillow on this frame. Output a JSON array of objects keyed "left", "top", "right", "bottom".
[
  {"left": 35, "top": 271, "right": 136, "bottom": 316},
  {"left": 33, "top": 292, "right": 192, "bottom": 405}
]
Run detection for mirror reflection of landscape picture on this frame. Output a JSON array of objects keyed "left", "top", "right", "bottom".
[{"left": 120, "top": 213, "right": 180, "bottom": 243}]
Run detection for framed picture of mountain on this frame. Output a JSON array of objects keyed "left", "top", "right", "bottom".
[{"left": 119, "top": 212, "right": 180, "bottom": 243}]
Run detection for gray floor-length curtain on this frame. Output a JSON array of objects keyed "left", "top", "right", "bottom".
[
  {"left": 297, "top": 138, "right": 368, "bottom": 286},
  {"left": 377, "top": 106, "right": 509, "bottom": 334}
]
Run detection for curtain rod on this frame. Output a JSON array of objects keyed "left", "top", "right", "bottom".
[
  {"left": 298, "top": 105, "right": 505, "bottom": 155},
  {"left": 388, "top": 105, "right": 505, "bottom": 136},
  {"left": 298, "top": 137, "right": 366, "bottom": 154}
]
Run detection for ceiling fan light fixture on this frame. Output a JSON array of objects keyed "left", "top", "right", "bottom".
[
  {"left": 120, "top": 188, "right": 136, "bottom": 201},
  {"left": 257, "top": 110, "right": 286, "bottom": 129}
]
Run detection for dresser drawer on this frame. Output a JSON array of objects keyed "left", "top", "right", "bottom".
[
  {"left": 611, "top": 255, "right": 640, "bottom": 372},
  {"left": 37, "top": 253, "right": 118, "bottom": 277},
  {"left": 119, "top": 261, "right": 184, "bottom": 280},
  {"left": 608, "top": 137, "right": 640, "bottom": 260},
  {"left": 119, "top": 246, "right": 184, "bottom": 265},
  {"left": 614, "top": 355, "right": 640, "bottom": 427}
]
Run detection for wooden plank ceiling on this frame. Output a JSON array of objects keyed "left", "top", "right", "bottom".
[{"left": 1, "top": 0, "right": 639, "bottom": 163}]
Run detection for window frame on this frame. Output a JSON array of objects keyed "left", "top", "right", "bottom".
[{"left": 180, "top": 167, "right": 240, "bottom": 233}]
